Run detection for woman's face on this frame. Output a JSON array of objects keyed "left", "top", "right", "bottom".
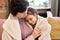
[
  {"left": 26, "top": 15, "right": 37, "bottom": 25},
  {"left": 16, "top": 11, "right": 27, "bottom": 19},
  {"left": 16, "top": 7, "right": 28, "bottom": 19}
]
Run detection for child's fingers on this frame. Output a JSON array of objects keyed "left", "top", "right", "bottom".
[{"left": 34, "top": 29, "right": 41, "bottom": 33}]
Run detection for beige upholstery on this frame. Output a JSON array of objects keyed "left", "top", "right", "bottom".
[{"left": 48, "top": 17, "right": 60, "bottom": 40}]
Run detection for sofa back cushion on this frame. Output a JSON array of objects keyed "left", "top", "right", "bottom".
[{"left": 48, "top": 17, "right": 60, "bottom": 39}]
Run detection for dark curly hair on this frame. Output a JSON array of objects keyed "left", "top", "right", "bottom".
[{"left": 10, "top": 0, "right": 29, "bottom": 16}]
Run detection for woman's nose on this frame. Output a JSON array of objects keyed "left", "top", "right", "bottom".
[
  {"left": 25, "top": 13, "right": 27, "bottom": 16},
  {"left": 24, "top": 13, "right": 27, "bottom": 17}
]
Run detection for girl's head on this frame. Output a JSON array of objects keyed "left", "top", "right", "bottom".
[
  {"left": 26, "top": 7, "right": 38, "bottom": 25},
  {"left": 10, "top": 0, "right": 29, "bottom": 19}
]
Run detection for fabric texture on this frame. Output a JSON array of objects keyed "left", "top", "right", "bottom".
[{"left": 48, "top": 17, "right": 60, "bottom": 39}]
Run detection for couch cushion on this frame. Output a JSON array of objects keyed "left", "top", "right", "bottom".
[
  {"left": 0, "top": 19, "right": 5, "bottom": 40},
  {"left": 48, "top": 17, "right": 60, "bottom": 39}
]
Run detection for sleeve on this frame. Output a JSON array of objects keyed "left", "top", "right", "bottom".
[
  {"left": 24, "top": 35, "right": 35, "bottom": 40},
  {"left": 2, "top": 30, "right": 16, "bottom": 40},
  {"left": 38, "top": 19, "right": 51, "bottom": 40}
]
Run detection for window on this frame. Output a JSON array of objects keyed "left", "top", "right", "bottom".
[{"left": 27, "top": 0, "right": 51, "bottom": 9}]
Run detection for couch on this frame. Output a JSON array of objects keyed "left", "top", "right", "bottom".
[
  {"left": 0, "top": 17, "right": 60, "bottom": 40},
  {"left": 48, "top": 17, "right": 60, "bottom": 40}
]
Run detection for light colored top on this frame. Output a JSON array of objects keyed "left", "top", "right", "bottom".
[{"left": 2, "top": 14, "right": 51, "bottom": 40}]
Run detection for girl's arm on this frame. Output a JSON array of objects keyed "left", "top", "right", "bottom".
[{"left": 25, "top": 29, "right": 41, "bottom": 40}]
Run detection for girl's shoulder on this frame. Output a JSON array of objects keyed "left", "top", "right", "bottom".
[{"left": 38, "top": 15, "right": 47, "bottom": 21}]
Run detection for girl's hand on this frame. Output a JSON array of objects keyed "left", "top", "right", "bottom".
[{"left": 31, "top": 29, "right": 41, "bottom": 38}]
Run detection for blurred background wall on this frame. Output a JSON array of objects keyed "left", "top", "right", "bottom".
[
  {"left": 0, "top": 0, "right": 60, "bottom": 19},
  {"left": 51, "top": 0, "right": 59, "bottom": 17}
]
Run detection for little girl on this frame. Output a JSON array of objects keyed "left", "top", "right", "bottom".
[{"left": 25, "top": 7, "right": 51, "bottom": 40}]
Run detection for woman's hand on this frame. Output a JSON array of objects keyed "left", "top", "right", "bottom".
[{"left": 31, "top": 29, "right": 41, "bottom": 39}]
